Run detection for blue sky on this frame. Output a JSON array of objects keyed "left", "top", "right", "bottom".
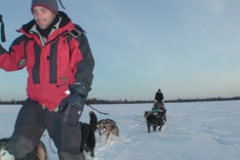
[{"left": 0, "top": 0, "right": 239, "bottom": 101}]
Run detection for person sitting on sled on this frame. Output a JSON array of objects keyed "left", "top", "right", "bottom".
[
  {"left": 152, "top": 89, "right": 166, "bottom": 116},
  {"left": 154, "top": 89, "right": 165, "bottom": 108}
]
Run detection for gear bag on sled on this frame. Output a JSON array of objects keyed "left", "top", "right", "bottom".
[{"left": 151, "top": 101, "right": 166, "bottom": 117}]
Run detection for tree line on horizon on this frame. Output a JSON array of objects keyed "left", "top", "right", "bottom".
[{"left": 0, "top": 96, "right": 239, "bottom": 105}]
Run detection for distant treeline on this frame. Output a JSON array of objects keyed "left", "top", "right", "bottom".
[{"left": 0, "top": 96, "right": 239, "bottom": 105}]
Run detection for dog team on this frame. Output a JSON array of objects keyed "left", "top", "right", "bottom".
[
  {"left": 0, "top": 107, "right": 167, "bottom": 159},
  {"left": 0, "top": 111, "right": 120, "bottom": 160},
  {"left": 0, "top": 89, "right": 166, "bottom": 159}
]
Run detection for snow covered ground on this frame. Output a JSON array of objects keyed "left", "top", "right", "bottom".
[{"left": 0, "top": 100, "right": 239, "bottom": 160}]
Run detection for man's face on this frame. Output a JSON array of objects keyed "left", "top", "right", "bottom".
[{"left": 32, "top": 6, "right": 56, "bottom": 29}]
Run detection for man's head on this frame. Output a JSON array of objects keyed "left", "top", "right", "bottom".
[
  {"left": 31, "top": 0, "right": 58, "bottom": 29},
  {"left": 31, "top": 0, "right": 58, "bottom": 14}
]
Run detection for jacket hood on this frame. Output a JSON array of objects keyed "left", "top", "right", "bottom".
[{"left": 21, "top": 11, "right": 71, "bottom": 34}]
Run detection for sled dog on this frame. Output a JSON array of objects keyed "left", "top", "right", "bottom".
[
  {"left": 0, "top": 138, "right": 48, "bottom": 160},
  {"left": 144, "top": 110, "right": 166, "bottom": 133},
  {"left": 80, "top": 111, "right": 98, "bottom": 157},
  {"left": 96, "top": 118, "right": 120, "bottom": 143}
]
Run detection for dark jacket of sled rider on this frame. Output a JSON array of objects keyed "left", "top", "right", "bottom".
[
  {"left": 0, "top": 0, "right": 94, "bottom": 160},
  {"left": 155, "top": 89, "right": 164, "bottom": 101},
  {"left": 155, "top": 89, "right": 164, "bottom": 105}
]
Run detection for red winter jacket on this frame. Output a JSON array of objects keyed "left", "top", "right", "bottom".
[{"left": 0, "top": 12, "right": 94, "bottom": 111}]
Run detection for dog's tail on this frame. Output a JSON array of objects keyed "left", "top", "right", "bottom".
[
  {"left": 89, "top": 111, "right": 98, "bottom": 131},
  {"left": 35, "top": 140, "right": 48, "bottom": 160}
]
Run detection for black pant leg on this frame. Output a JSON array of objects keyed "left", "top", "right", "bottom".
[
  {"left": 45, "top": 110, "right": 85, "bottom": 160},
  {"left": 9, "top": 98, "right": 46, "bottom": 159}
]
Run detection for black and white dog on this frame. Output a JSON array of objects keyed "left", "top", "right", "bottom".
[
  {"left": 96, "top": 118, "right": 120, "bottom": 143},
  {"left": 0, "top": 138, "right": 48, "bottom": 160},
  {"left": 144, "top": 110, "right": 166, "bottom": 133},
  {"left": 80, "top": 111, "right": 97, "bottom": 157}
]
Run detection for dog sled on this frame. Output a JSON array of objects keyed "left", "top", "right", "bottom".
[
  {"left": 143, "top": 102, "right": 167, "bottom": 132},
  {"left": 151, "top": 101, "right": 166, "bottom": 117}
]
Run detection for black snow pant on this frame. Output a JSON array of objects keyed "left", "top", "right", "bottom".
[{"left": 8, "top": 98, "right": 85, "bottom": 160}]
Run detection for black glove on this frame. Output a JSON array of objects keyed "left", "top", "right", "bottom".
[{"left": 59, "top": 83, "right": 88, "bottom": 127}]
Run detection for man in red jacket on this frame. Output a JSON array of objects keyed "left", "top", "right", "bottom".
[{"left": 0, "top": 0, "right": 94, "bottom": 159}]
